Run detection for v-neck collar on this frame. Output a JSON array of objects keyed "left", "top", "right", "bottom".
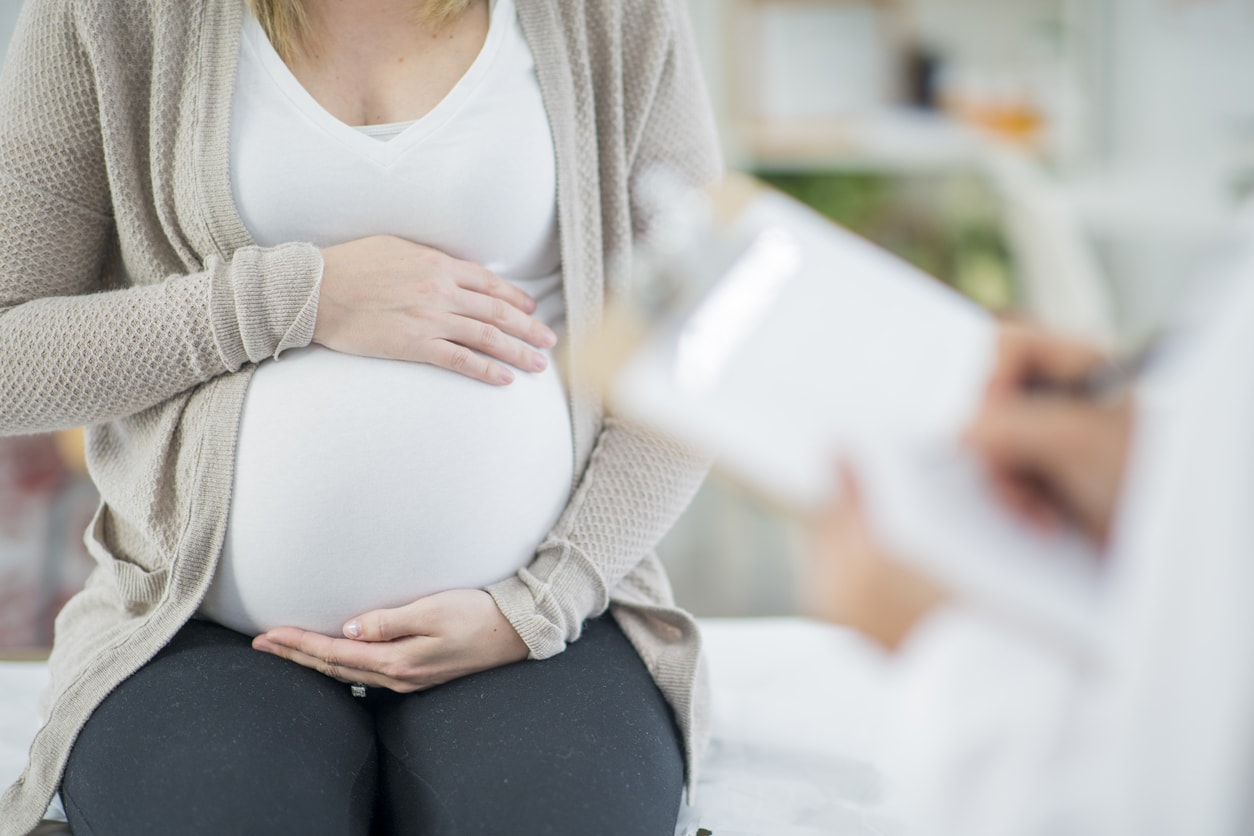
[
  {"left": 195, "top": 0, "right": 583, "bottom": 277},
  {"left": 239, "top": 0, "right": 511, "bottom": 168},
  {"left": 197, "top": 0, "right": 554, "bottom": 259}
]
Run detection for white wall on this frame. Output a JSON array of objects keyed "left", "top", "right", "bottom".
[
  {"left": 909, "top": 0, "right": 1062, "bottom": 67},
  {"left": 1078, "top": 0, "right": 1254, "bottom": 335},
  {"left": 681, "top": 0, "right": 1254, "bottom": 335},
  {"left": 1103, "top": 0, "right": 1254, "bottom": 172}
]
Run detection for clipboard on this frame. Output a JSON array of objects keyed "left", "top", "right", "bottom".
[{"left": 586, "top": 176, "right": 1103, "bottom": 645}]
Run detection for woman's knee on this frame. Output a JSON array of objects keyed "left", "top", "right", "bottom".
[
  {"left": 61, "top": 620, "right": 379, "bottom": 836},
  {"left": 372, "top": 615, "right": 684, "bottom": 835}
]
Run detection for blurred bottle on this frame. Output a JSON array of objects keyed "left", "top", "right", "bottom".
[
  {"left": 904, "top": 42, "right": 943, "bottom": 111},
  {"left": 940, "top": 67, "right": 1046, "bottom": 150}
]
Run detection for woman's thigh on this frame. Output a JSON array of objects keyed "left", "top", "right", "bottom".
[
  {"left": 370, "top": 614, "right": 685, "bottom": 836},
  {"left": 61, "top": 619, "right": 378, "bottom": 836}
]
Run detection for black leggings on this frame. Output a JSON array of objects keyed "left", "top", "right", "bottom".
[{"left": 61, "top": 616, "right": 684, "bottom": 836}]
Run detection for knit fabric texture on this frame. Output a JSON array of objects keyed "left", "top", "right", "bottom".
[{"left": 0, "top": 0, "right": 723, "bottom": 832}]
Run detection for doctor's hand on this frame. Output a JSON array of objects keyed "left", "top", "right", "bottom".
[
  {"left": 252, "top": 589, "right": 530, "bottom": 693},
  {"left": 986, "top": 322, "right": 1111, "bottom": 397},
  {"left": 806, "top": 464, "right": 951, "bottom": 652},
  {"left": 315, "top": 235, "right": 558, "bottom": 385},
  {"left": 969, "top": 324, "right": 1134, "bottom": 543}
]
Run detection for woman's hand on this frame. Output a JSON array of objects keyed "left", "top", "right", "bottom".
[
  {"left": 315, "top": 235, "right": 558, "bottom": 385},
  {"left": 252, "top": 589, "right": 530, "bottom": 693},
  {"left": 805, "top": 464, "right": 951, "bottom": 652}
]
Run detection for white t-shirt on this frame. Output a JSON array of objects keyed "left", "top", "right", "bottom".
[{"left": 199, "top": 0, "right": 573, "bottom": 637}]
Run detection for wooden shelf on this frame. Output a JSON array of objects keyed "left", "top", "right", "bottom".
[{"left": 734, "top": 109, "right": 987, "bottom": 174}]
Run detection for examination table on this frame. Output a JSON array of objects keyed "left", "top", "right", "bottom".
[{"left": 1, "top": 618, "right": 901, "bottom": 836}]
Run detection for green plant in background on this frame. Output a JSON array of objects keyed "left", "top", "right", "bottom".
[{"left": 755, "top": 169, "right": 1017, "bottom": 313}]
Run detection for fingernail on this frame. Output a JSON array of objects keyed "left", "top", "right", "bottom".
[
  {"left": 497, "top": 368, "right": 515, "bottom": 385},
  {"left": 542, "top": 329, "right": 558, "bottom": 347},
  {"left": 532, "top": 354, "right": 548, "bottom": 371},
  {"left": 345, "top": 620, "right": 362, "bottom": 638}
]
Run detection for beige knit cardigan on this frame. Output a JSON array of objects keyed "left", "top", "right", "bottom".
[{"left": 0, "top": 0, "right": 722, "bottom": 830}]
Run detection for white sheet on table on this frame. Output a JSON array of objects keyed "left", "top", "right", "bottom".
[
  {"left": 677, "top": 619, "right": 904, "bottom": 836},
  {"left": 0, "top": 662, "right": 66, "bottom": 822},
  {"left": 0, "top": 662, "right": 48, "bottom": 786}
]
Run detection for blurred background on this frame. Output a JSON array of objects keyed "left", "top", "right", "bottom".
[
  {"left": 666, "top": 0, "right": 1254, "bottom": 617},
  {"left": 2, "top": 0, "right": 1253, "bottom": 647}
]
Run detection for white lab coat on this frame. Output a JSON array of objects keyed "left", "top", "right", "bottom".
[{"left": 883, "top": 247, "right": 1254, "bottom": 836}]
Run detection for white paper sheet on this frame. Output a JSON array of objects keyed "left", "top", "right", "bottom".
[
  {"left": 854, "top": 441, "right": 1102, "bottom": 642},
  {"left": 676, "top": 619, "right": 904, "bottom": 836},
  {"left": 616, "top": 190, "right": 997, "bottom": 509}
]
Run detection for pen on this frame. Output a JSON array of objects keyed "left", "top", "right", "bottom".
[{"left": 1025, "top": 336, "right": 1158, "bottom": 402}]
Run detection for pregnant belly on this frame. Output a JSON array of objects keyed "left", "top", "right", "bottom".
[{"left": 199, "top": 345, "right": 574, "bottom": 637}]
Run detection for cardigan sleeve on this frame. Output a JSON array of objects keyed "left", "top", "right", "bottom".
[
  {"left": 487, "top": 0, "right": 723, "bottom": 658},
  {"left": 0, "top": 0, "right": 323, "bottom": 436}
]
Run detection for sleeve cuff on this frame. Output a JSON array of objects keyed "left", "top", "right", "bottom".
[
  {"left": 208, "top": 242, "right": 324, "bottom": 370},
  {"left": 486, "top": 539, "right": 611, "bottom": 660}
]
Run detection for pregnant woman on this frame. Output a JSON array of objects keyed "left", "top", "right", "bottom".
[{"left": 0, "top": 0, "right": 720, "bottom": 833}]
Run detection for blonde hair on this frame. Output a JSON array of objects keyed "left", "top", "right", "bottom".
[{"left": 247, "top": 0, "right": 475, "bottom": 60}]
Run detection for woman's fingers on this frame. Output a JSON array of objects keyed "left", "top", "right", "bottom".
[
  {"left": 344, "top": 602, "right": 428, "bottom": 643},
  {"left": 252, "top": 629, "right": 434, "bottom": 693},
  {"left": 253, "top": 629, "right": 380, "bottom": 681},
  {"left": 446, "top": 314, "right": 550, "bottom": 373},
  {"left": 415, "top": 287, "right": 555, "bottom": 382},
  {"left": 402, "top": 269, "right": 559, "bottom": 382},
  {"left": 452, "top": 287, "right": 556, "bottom": 350},
  {"left": 454, "top": 261, "right": 539, "bottom": 314},
  {"left": 314, "top": 236, "right": 558, "bottom": 384},
  {"left": 256, "top": 592, "right": 528, "bottom": 694},
  {"left": 426, "top": 339, "right": 516, "bottom": 386}
]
